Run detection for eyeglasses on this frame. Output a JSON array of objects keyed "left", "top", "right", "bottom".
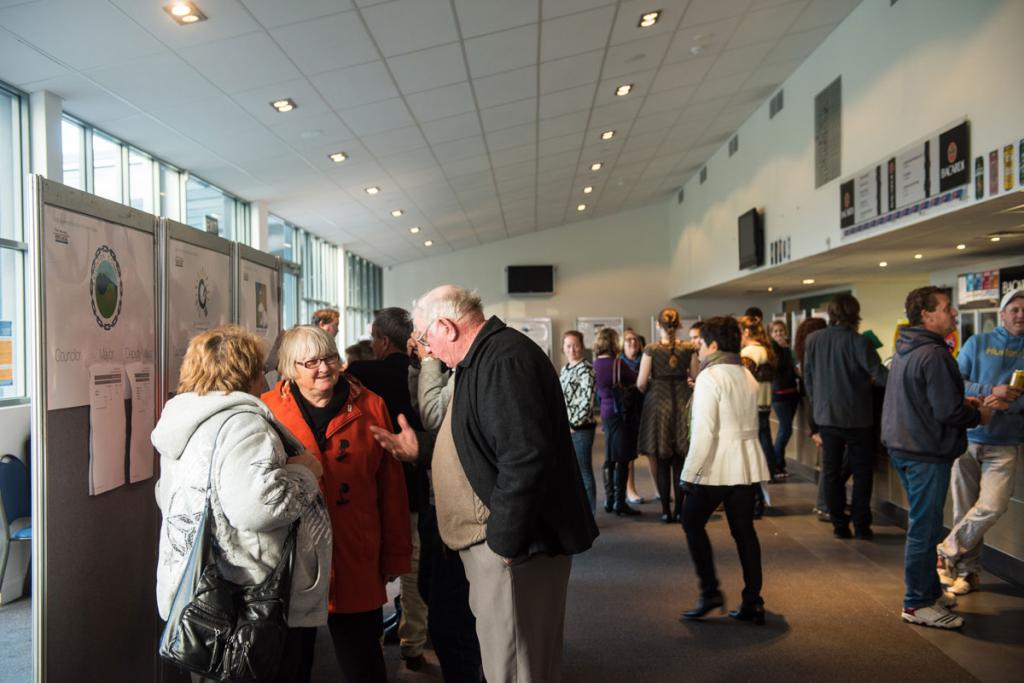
[
  {"left": 412, "top": 319, "right": 438, "bottom": 348},
  {"left": 295, "top": 354, "right": 340, "bottom": 370}
]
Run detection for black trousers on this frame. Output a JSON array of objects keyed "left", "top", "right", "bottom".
[
  {"left": 819, "top": 426, "right": 875, "bottom": 531},
  {"left": 418, "top": 505, "right": 484, "bottom": 683},
  {"left": 655, "top": 454, "right": 683, "bottom": 516},
  {"left": 681, "top": 483, "right": 763, "bottom": 606},
  {"left": 189, "top": 626, "right": 317, "bottom": 683},
  {"left": 327, "top": 609, "right": 386, "bottom": 683}
]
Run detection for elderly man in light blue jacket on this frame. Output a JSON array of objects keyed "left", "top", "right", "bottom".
[{"left": 938, "top": 288, "right": 1024, "bottom": 595}]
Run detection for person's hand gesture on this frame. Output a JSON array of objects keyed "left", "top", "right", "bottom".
[
  {"left": 292, "top": 452, "right": 323, "bottom": 479},
  {"left": 984, "top": 394, "right": 1011, "bottom": 411},
  {"left": 370, "top": 414, "right": 420, "bottom": 462},
  {"left": 991, "top": 384, "right": 1022, "bottom": 402}
]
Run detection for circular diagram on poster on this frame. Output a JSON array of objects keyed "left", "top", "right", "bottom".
[
  {"left": 90, "top": 245, "right": 122, "bottom": 331},
  {"left": 195, "top": 270, "right": 209, "bottom": 318}
]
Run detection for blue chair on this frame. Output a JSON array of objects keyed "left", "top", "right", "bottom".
[{"left": 0, "top": 454, "right": 31, "bottom": 604}]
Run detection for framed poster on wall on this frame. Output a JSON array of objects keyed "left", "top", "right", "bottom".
[
  {"left": 576, "top": 317, "right": 624, "bottom": 348},
  {"left": 235, "top": 244, "right": 281, "bottom": 349},
  {"left": 507, "top": 317, "right": 553, "bottom": 357}
]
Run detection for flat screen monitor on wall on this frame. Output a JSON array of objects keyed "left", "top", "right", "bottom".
[
  {"left": 738, "top": 208, "right": 764, "bottom": 270},
  {"left": 507, "top": 265, "right": 554, "bottom": 295}
]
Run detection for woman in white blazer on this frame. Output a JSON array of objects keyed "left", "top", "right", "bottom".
[{"left": 679, "top": 316, "right": 771, "bottom": 625}]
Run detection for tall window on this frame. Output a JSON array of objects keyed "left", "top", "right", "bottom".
[
  {"left": 300, "top": 231, "right": 340, "bottom": 328},
  {"left": 0, "top": 84, "right": 26, "bottom": 402},
  {"left": 159, "top": 164, "right": 183, "bottom": 221},
  {"left": 91, "top": 132, "right": 122, "bottom": 202},
  {"left": 127, "top": 149, "right": 155, "bottom": 213},
  {"left": 61, "top": 118, "right": 85, "bottom": 191},
  {"left": 269, "top": 214, "right": 301, "bottom": 329},
  {"left": 185, "top": 174, "right": 249, "bottom": 242},
  {"left": 345, "top": 253, "right": 382, "bottom": 345}
]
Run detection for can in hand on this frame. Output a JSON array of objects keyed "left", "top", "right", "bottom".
[{"left": 1011, "top": 369, "right": 1024, "bottom": 390}]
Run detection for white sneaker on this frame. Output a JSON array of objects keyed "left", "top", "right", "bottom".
[
  {"left": 901, "top": 603, "right": 964, "bottom": 629},
  {"left": 949, "top": 574, "right": 980, "bottom": 596}
]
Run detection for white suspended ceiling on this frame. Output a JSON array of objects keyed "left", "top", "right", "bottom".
[{"left": 0, "top": 0, "right": 862, "bottom": 265}]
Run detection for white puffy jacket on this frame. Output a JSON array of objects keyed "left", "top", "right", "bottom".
[{"left": 153, "top": 391, "right": 331, "bottom": 627}]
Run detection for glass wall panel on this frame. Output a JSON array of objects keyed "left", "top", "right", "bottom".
[
  {"left": 60, "top": 118, "right": 85, "bottom": 192},
  {"left": 128, "top": 150, "right": 154, "bottom": 213},
  {"left": 185, "top": 175, "right": 235, "bottom": 240},
  {"left": 92, "top": 132, "right": 122, "bottom": 202},
  {"left": 0, "top": 247, "right": 25, "bottom": 400},
  {"left": 159, "top": 163, "right": 182, "bottom": 221},
  {"left": 0, "top": 87, "right": 21, "bottom": 241}
]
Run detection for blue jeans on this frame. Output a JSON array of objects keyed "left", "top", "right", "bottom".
[
  {"left": 771, "top": 396, "right": 799, "bottom": 473},
  {"left": 571, "top": 426, "right": 597, "bottom": 514},
  {"left": 891, "top": 455, "right": 952, "bottom": 609}
]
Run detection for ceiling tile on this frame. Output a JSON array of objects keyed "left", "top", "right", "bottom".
[
  {"left": 539, "top": 131, "right": 585, "bottom": 156},
  {"left": 233, "top": 78, "right": 333, "bottom": 126},
  {"left": 271, "top": 11, "right": 378, "bottom": 75},
  {"left": 24, "top": 73, "right": 139, "bottom": 123},
  {"left": 538, "top": 149, "right": 581, "bottom": 171},
  {"left": 421, "top": 112, "right": 483, "bottom": 144},
  {"left": 108, "top": 0, "right": 262, "bottom": 50},
  {"left": 639, "top": 84, "right": 696, "bottom": 116},
  {"left": 486, "top": 123, "right": 537, "bottom": 150},
  {"left": 432, "top": 136, "right": 488, "bottom": 163},
  {"left": 474, "top": 67, "right": 537, "bottom": 109},
  {"left": 454, "top": 0, "right": 539, "bottom": 38},
  {"left": 727, "top": 1, "right": 807, "bottom": 48},
  {"left": 630, "top": 110, "right": 681, "bottom": 135},
  {"left": 744, "top": 58, "right": 801, "bottom": 89},
  {"left": 690, "top": 72, "right": 749, "bottom": 104},
  {"left": 310, "top": 60, "right": 400, "bottom": 110},
  {"left": 593, "top": 69, "right": 655, "bottom": 106},
  {"left": 651, "top": 55, "right": 713, "bottom": 93},
  {"left": 180, "top": 33, "right": 302, "bottom": 95},
  {"left": 0, "top": 0, "right": 164, "bottom": 70},
  {"left": 387, "top": 43, "right": 468, "bottom": 94},
  {"left": 339, "top": 97, "right": 415, "bottom": 135},
  {"left": 406, "top": 82, "right": 477, "bottom": 122},
  {"left": 539, "top": 84, "right": 596, "bottom": 119},
  {"left": 789, "top": 0, "right": 860, "bottom": 33},
  {"left": 0, "top": 34, "right": 69, "bottom": 86},
  {"left": 242, "top": 0, "right": 355, "bottom": 28},
  {"left": 360, "top": 125, "right": 428, "bottom": 157},
  {"left": 465, "top": 24, "right": 538, "bottom": 78},
  {"left": 765, "top": 25, "right": 833, "bottom": 64},
  {"left": 491, "top": 143, "right": 537, "bottom": 168},
  {"left": 361, "top": 0, "right": 459, "bottom": 57},
  {"left": 680, "top": 0, "right": 751, "bottom": 28},
  {"left": 609, "top": 0, "right": 691, "bottom": 45},
  {"left": 539, "top": 110, "right": 589, "bottom": 140},
  {"left": 86, "top": 51, "right": 222, "bottom": 111},
  {"left": 540, "top": 5, "right": 615, "bottom": 62},
  {"left": 443, "top": 155, "right": 491, "bottom": 177},
  {"left": 480, "top": 98, "right": 536, "bottom": 132},
  {"left": 378, "top": 147, "right": 438, "bottom": 175},
  {"left": 587, "top": 98, "right": 643, "bottom": 130},
  {"left": 706, "top": 43, "right": 774, "bottom": 81},
  {"left": 664, "top": 17, "right": 742, "bottom": 64},
  {"left": 539, "top": 50, "right": 603, "bottom": 94},
  {"left": 602, "top": 32, "right": 672, "bottom": 79}
]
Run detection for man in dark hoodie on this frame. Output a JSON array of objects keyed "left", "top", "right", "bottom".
[{"left": 882, "top": 286, "right": 992, "bottom": 630}]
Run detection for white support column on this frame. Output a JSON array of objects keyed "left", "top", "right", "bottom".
[
  {"left": 28, "top": 90, "right": 63, "bottom": 182},
  {"left": 251, "top": 200, "right": 269, "bottom": 251}
]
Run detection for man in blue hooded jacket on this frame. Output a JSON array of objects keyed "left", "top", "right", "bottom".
[
  {"left": 937, "top": 288, "right": 1024, "bottom": 595},
  {"left": 882, "top": 286, "right": 992, "bottom": 630}
]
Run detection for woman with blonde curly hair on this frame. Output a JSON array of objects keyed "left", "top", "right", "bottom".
[{"left": 153, "top": 325, "right": 330, "bottom": 683}]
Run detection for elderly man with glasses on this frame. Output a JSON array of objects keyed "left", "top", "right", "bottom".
[{"left": 371, "top": 285, "right": 598, "bottom": 683}]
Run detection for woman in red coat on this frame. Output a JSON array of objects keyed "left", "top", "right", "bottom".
[{"left": 263, "top": 325, "right": 411, "bottom": 683}]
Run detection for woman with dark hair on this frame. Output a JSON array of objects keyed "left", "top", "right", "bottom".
[
  {"left": 739, "top": 316, "right": 777, "bottom": 486},
  {"left": 794, "top": 317, "right": 829, "bottom": 519},
  {"left": 594, "top": 327, "right": 642, "bottom": 515},
  {"left": 560, "top": 330, "right": 597, "bottom": 513},
  {"left": 680, "top": 316, "right": 770, "bottom": 625},
  {"left": 769, "top": 320, "right": 799, "bottom": 480},
  {"left": 621, "top": 328, "right": 650, "bottom": 504},
  {"left": 637, "top": 308, "right": 699, "bottom": 522}
]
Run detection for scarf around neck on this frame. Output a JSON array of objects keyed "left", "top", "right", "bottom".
[{"left": 699, "top": 350, "right": 741, "bottom": 373}]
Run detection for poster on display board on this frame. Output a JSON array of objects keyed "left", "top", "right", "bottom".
[
  {"left": 237, "top": 248, "right": 280, "bottom": 349},
  {"left": 576, "top": 317, "right": 624, "bottom": 349},
  {"left": 958, "top": 269, "right": 1000, "bottom": 306},
  {"left": 0, "top": 320, "right": 13, "bottom": 392},
  {"left": 507, "top": 318, "right": 552, "bottom": 357},
  {"left": 166, "top": 229, "right": 232, "bottom": 394},
  {"left": 43, "top": 205, "right": 156, "bottom": 410}
]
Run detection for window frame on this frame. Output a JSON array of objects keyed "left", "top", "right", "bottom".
[{"left": 0, "top": 82, "right": 29, "bottom": 406}]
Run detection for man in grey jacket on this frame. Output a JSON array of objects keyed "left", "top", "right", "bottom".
[
  {"left": 882, "top": 287, "right": 991, "bottom": 630},
  {"left": 803, "top": 293, "right": 888, "bottom": 539}
]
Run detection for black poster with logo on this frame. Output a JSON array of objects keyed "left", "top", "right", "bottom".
[
  {"left": 938, "top": 121, "right": 970, "bottom": 192},
  {"left": 839, "top": 179, "right": 855, "bottom": 228},
  {"left": 1000, "top": 265, "right": 1024, "bottom": 297}
]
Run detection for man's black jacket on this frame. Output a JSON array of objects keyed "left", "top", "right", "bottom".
[{"left": 418, "top": 316, "right": 598, "bottom": 559}]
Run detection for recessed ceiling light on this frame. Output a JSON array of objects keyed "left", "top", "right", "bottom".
[
  {"left": 328, "top": 151, "right": 348, "bottom": 163},
  {"left": 365, "top": 186, "right": 380, "bottom": 195},
  {"left": 914, "top": 253, "right": 923, "bottom": 259},
  {"left": 163, "top": 1, "right": 207, "bottom": 24},
  {"left": 583, "top": 186, "right": 593, "bottom": 194},
  {"left": 638, "top": 10, "right": 661, "bottom": 28},
  {"left": 409, "top": 226, "right": 421, "bottom": 234},
  {"left": 590, "top": 162, "right": 603, "bottom": 171},
  {"left": 424, "top": 240, "right": 433, "bottom": 247},
  {"left": 391, "top": 209, "right": 404, "bottom": 217},
  {"left": 270, "top": 98, "right": 297, "bottom": 113},
  {"left": 879, "top": 261, "right": 888, "bottom": 267},
  {"left": 600, "top": 130, "right": 615, "bottom": 141},
  {"left": 990, "top": 236, "right": 1001, "bottom": 242},
  {"left": 577, "top": 204, "right": 587, "bottom": 211},
  {"left": 767, "top": 286, "right": 774, "bottom": 293},
  {"left": 615, "top": 84, "right": 633, "bottom": 97},
  {"left": 802, "top": 278, "right": 815, "bottom": 285},
  {"left": 956, "top": 243, "right": 966, "bottom": 250}
]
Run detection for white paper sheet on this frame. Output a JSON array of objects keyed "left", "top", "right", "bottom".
[
  {"left": 126, "top": 362, "right": 155, "bottom": 483},
  {"left": 89, "top": 363, "right": 127, "bottom": 496}
]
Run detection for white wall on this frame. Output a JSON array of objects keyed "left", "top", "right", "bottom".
[
  {"left": 0, "top": 404, "right": 30, "bottom": 463},
  {"left": 384, "top": 203, "right": 678, "bottom": 355},
  {"left": 668, "top": 0, "right": 1024, "bottom": 297}
]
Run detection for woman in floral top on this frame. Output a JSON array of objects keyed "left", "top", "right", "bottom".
[{"left": 560, "top": 330, "right": 597, "bottom": 513}]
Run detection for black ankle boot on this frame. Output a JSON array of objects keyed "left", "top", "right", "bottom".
[
  {"left": 613, "top": 463, "right": 641, "bottom": 516},
  {"left": 729, "top": 603, "right": 766, "bottom": 625},
  {"left": 681, "top": 592, "right": 725, "bottom": 620}
]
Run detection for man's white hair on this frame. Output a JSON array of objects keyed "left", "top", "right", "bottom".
[{"left": 414, "top": 285, "right": 483, "bottom": 324}]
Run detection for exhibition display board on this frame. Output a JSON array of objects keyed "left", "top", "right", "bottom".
[
  {"left": 234, "top": 243, "right": 281, "bottom": 351},
  {"left": 163, "top": 220, "right": 233, "bottom": 397},
  {"left": 507, "top": 317, "right": 553, "bottom": 357},
  {"left": 576, "top": 316, "right": 624, "bottom": 348},
  {"left": 28, "top": 177, "right": 161, "bottom": 682}
]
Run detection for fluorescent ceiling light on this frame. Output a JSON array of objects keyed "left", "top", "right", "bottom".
[
  {"left": 391, "top": 209, "right": 404, "bottom": 217},
  {"left": 802, "top": 278, "right": 815, "bottom": 285},
  {"left": 365, "top": 186, "right": 380, "bottom": 195},
  {"left": 409, "top": 226, "right": 420, "bottom": 234},
  {"left": 328, "top": 151, "right": 348, "bottom": 163},
  {"left": 600, "top": 130, "right": 615, "bottom": 141},
  {"left": 914, "top": 253, "right": 923, "bottom": 259},
  {"left": 577, "top": 204, "right": 586, "bottom": 211},
  {"left": 270, "top": 98, "right": 297, "bottom": 112},
  {"left": 583, "top": 186, "right": 593, "bottom": 194},
  {"left": 956, "top": 243, "right": 966, "bottom": 250},
  {"left": 990, "top": 236, "right": 1001, "bottom": 242},
  {"left": 639, "top": 10, "right": 661, "bottom": 28},
  {"left": 767, "top": 287, "right": 774, "bottom": 292},
  {"left": 879, "top": 261, "right": 888, "bottom": 267},
  {"left": 424, "top": 240, "right": 433, "bottom": 247},
  {"left": 163, "top": 2, "right": 207, "bottom": 25},
  {"left": 615, "top": 84, "right": 633, "bottom": 97},
  {"left": 590, "top": 162, "right": 603, "bottom": 171}
]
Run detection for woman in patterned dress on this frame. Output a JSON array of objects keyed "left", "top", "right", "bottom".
[{"left": 637, "top": 308, "right": 699, "bottom": 522}]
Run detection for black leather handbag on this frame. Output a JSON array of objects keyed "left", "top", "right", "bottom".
[
  {"left": 159, "top": 463, "right": 296, "bottom": 682},
  {"left": 612, "top": 358, "right": 644, "bottom": 427}
]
